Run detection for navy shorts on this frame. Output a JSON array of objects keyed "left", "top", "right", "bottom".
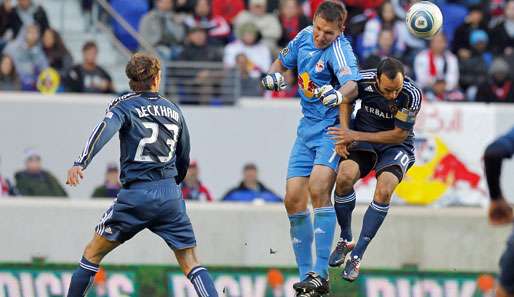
[
  {"left": 499, "top": 228, "right": 514, "bottom": 294},
  {"left": 347, "top": 141, "right": 415, "bottom": 180},
  {"left": 95, "top": 179, "right": 196, "bottom": 250}
]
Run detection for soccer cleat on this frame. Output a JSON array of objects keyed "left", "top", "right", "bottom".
[
  {"left": 342, "top": 255, "right": 361, "bottom": 282},
  {"left": 329, "top": 239, "right": 354, "bottom": 267},
  {"left": 293, "top": 272, "right": 330, "bottom": 295}
]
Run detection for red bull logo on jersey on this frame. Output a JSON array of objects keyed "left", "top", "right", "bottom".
[{"left": 297, "top": 72, "right": 319, "bottom": 98}]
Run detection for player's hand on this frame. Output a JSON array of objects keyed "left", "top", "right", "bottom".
[
  {"left": 66, "top": 165, "right": 84, "bottom": 187},
  {"left": 335, "top": 143, "right": 350, "bottom": 159},
  {"left": 261, "top": 73, "right": 287, "bottom": 91},
  {"left": 489, "top": 198, "right": 514, "bottom": 225},
  {"left": 315, "top": 85, "right": 344, "bottom": 108},
  {"left": 328, "top": 127, "right": 357, "bottom": 145}
]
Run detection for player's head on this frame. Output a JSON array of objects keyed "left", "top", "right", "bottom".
[
  {"left": 125, "top": 53, "right": 161, "bottom": 92},
  {"left": 376, "top": 57, "right": 404, "bottom": 100},
  {"left": 312, "top": 1, "right": 347, "bottom": 49}
]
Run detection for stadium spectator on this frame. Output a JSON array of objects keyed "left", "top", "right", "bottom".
[
  {"left": 458, "top": 30, "right": 492, "bottom": 97},
  {"left": 0, "top": 54, "right": 20, "bottom": 90},
  {"left": 232, "top": 53, "right": 263, "bottom": 97},
  {"left": 211, "top": 0, "right": 245, "bottom": 24},
  {"left": 3, "top": 24, "right": 48, "bottom": 91},
  {"left": 233, "top": 0, "right": 282, "bottom": 50},
  {"left": 91, "top": 163, "right": 121, "bottom": 199},
  {"left": 4, "top": 0, "right": 49, "bottom": 40},
  {"left": 181, "top": 160, "right": 213, "bottom": 202},
  {"left": 414, "top": 32, "right": 459, "bottom": 92},
  {"left": 222, "top": 163, "right": 282, "bottom": 203},
  {"left": 0, "top": 0, "right": 13, "bottom": 52},
  {"left": 0, "top": 157, "right": 17, "bottom": 197},
  {"left": 490, "top": 0, "right": 514, "bottom": 56},
  {"left": 361, "top": 29, "right": 402, "bottom": 69},
  {"left": 184, "top": 0, "right": 231, "bottom": 45},
  {"left": 424, "top": 78, "right": 466, "bottom": 102},
  {"left": 15, "top": 149, "right": 67, "bottom": 197},
  {"left": 111, "top": 0, "right": 149, "bottom": 51},
  {"left": 451, "top": 5, "right": 489, "bottom": 60},
  {"left": 65, "top": 41, "right": 114, "bottom": 93},
  {"left": 41, "top": 28, "right": 73, "bottom": 76},
  {"left": 224, "top": 22, "right": 272, "bottom": 78},
  {"left": 360, "top": 1, "right": 414, "bottom": 59},
  {"left": 139, "top": 0, "right": 185, "bottom": 60},
  {"left": 277, "top": 0, "right": 310, "bottom": 48},
  {"left": 174, "top": 0, "right": 195, "bottom": 14},
  {"left": 476, "top": 57, "right": 514, "bottom": 103},
  {"left": 178, "top": 26, "right": 222, "bottom": 104}
]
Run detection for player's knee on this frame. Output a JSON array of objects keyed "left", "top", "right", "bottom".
[
  {"left": 335, "top": 172, "right": 356, "bottom": 195},
  {"left": 374, "top": 186, "right": 393, "bottom": 204},
  {"left": 284, "top": 192, "right": 308, "bottom": 213},
  {"left": 308, "top": 182, "right": 331, "bottom": 204}
]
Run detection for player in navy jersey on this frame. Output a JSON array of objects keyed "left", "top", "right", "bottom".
[
  {"left": 261, "top": 2, "right": 361, "bottom": 296},
  {"left": 326, "top": 58, "right": 422, "bottom": 282},
  {"left": 65, "top": 53, "right": 219, "bottom": 297},
  {"left": 483, "top": 128, "right": 514, "bottom": 297}
]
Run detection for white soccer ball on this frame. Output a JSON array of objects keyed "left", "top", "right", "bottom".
[{"left": 405, "top": 1, "right": 443, "bottom": 39}]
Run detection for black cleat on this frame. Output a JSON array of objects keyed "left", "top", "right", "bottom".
[{"left": 293, "top": 272, "right": 330, "bottom": 295}]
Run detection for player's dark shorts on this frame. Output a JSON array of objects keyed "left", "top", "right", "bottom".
[
  {"left": 95, "top": 178, "right": 196, "bottom": 250},
  {"left": 345, "top": 141, "right": 415, "bottom": 181},
  {"left": 499, "top": 227, "right": 514, "bottom": 294}
]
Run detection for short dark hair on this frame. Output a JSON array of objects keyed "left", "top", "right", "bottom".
[
  {"left": 125, "top": 53, "right": 161, "bottom": 92},
  {"left": 313, "top": 1, "right": 347, "bottom": 28},
  {"left": 82, "top": 41, "right": 97, "bottom": 52},
  {"left": 377, "top": 57, "right": 404, "bottom": 80}
]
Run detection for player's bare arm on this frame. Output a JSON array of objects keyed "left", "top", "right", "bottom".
[{"left": 328, "top": 126, "right": 409, "bottom": 145}]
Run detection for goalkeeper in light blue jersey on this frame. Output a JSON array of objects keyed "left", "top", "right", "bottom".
[{"left": 261, "top": 1, "right": 360, "bottom": 296}]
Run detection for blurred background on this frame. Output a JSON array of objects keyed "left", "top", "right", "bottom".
[{"left": 0, "top": 0, "right": 513, "bottom": 296}]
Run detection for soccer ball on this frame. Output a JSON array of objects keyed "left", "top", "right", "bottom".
[{"left": 405, "top": 1, "right": 443, "bottom": 39}]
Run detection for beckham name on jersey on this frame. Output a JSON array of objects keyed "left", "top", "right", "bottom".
[{"left": 135, "top": 105, "right": 180, "bottom": 121}]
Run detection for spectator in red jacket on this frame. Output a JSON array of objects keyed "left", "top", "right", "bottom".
[
  {"left": 277, "top": 0, "right": 310, "bottom": 48},
  {"left": 184, "top": 0, "right": 231, "bottom": 45},
  {"left": 181, "top": 160, "right": 213, "bottom": 202},
  {"left": 212, "top": 0, "right": 245, "bottom": 24}
]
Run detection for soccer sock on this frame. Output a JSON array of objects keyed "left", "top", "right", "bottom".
[
  {"left": 288, "top": 210, "right": 313, "bottom": 280},
  {"left": 67, "top": 257, "right": 99, "bottom": 297},
  {"left": 312, "top": 207, "right": 336, "bottom": 279},
  {"left": 334, "top": 191, "right": 356, "bottom": 242},
  {"left": 352, "top": 201, "right": 389, "bottom": 259},
  {"left": 187, "top": 266, "right": 218, "bottom": 297}
]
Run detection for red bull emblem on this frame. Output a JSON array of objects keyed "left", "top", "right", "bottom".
[
  {"left": 315, "top": 60, "right": 324, "bottom": 73},
  {"left": 297, "top": 72, "right": 318, "bottom": 98}
]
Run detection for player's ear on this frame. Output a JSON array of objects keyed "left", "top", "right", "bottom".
[{"left": 340, "top": 25, "right": 346, "bottom": 33}]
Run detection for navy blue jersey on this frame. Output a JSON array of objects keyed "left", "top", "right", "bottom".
[
  {"left": 74, "top": 92, "right": 190, "bottom": 186},
  {"left": 353, "top": 70, "right": 422, "bottom": 148}
]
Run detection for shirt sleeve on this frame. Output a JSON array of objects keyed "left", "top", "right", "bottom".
[
  {"left": 74, "top": 104, "right": 126, "bottom": 169},
  {"left": 329, "top": 37, "right": 362, "bottom": 86},
  {"left": 278, "top": 27, "right": 308, "bottom": 69},
  {"left": 174, "top": 113, "right": 191, "bottom": 184},
  {"left": 394, "top": 81, "right": 422, "bottom": 130}
]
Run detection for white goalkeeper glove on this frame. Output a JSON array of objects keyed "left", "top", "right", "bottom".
[
  {"left": 315, "top": 85, "right": 344, "bottom": 107},
  {"left": 261, "top": 73, "right": 287, "bottom": 91}
]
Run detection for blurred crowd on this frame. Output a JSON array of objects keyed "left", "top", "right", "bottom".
[
  {"left": 0, "top": 150, "right": 282, "bottom": 202},
  {"left": 3, "top": 0, "right": 514, "bottom": 102}
]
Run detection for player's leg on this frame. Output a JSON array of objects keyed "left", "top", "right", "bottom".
[
  {"left": 67, "top": 234, "right": 120, "bottom": 297},
  {"left": 330, "top": 148, "right": 375, "bottom": 268},
  {"left": 483, "top": 128, "right": 514, "bottom": 201},
  {"left": 285, "top": 137, "right": 317, "bottom": 280},
  {"left": 149, "top": 181, "right": 218, "bottom": 296},
  {"left": 174, "top": 247, "right": 218, "bottom": 297},
  {"left": 308, "top": 165, "right": 336, "bottom": 280},
  {"left": 497, "top": 231, "right": 514, "bottom": 297},
  {"left": 343, "top": 146, "right": 412, "bottom": 282}
]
